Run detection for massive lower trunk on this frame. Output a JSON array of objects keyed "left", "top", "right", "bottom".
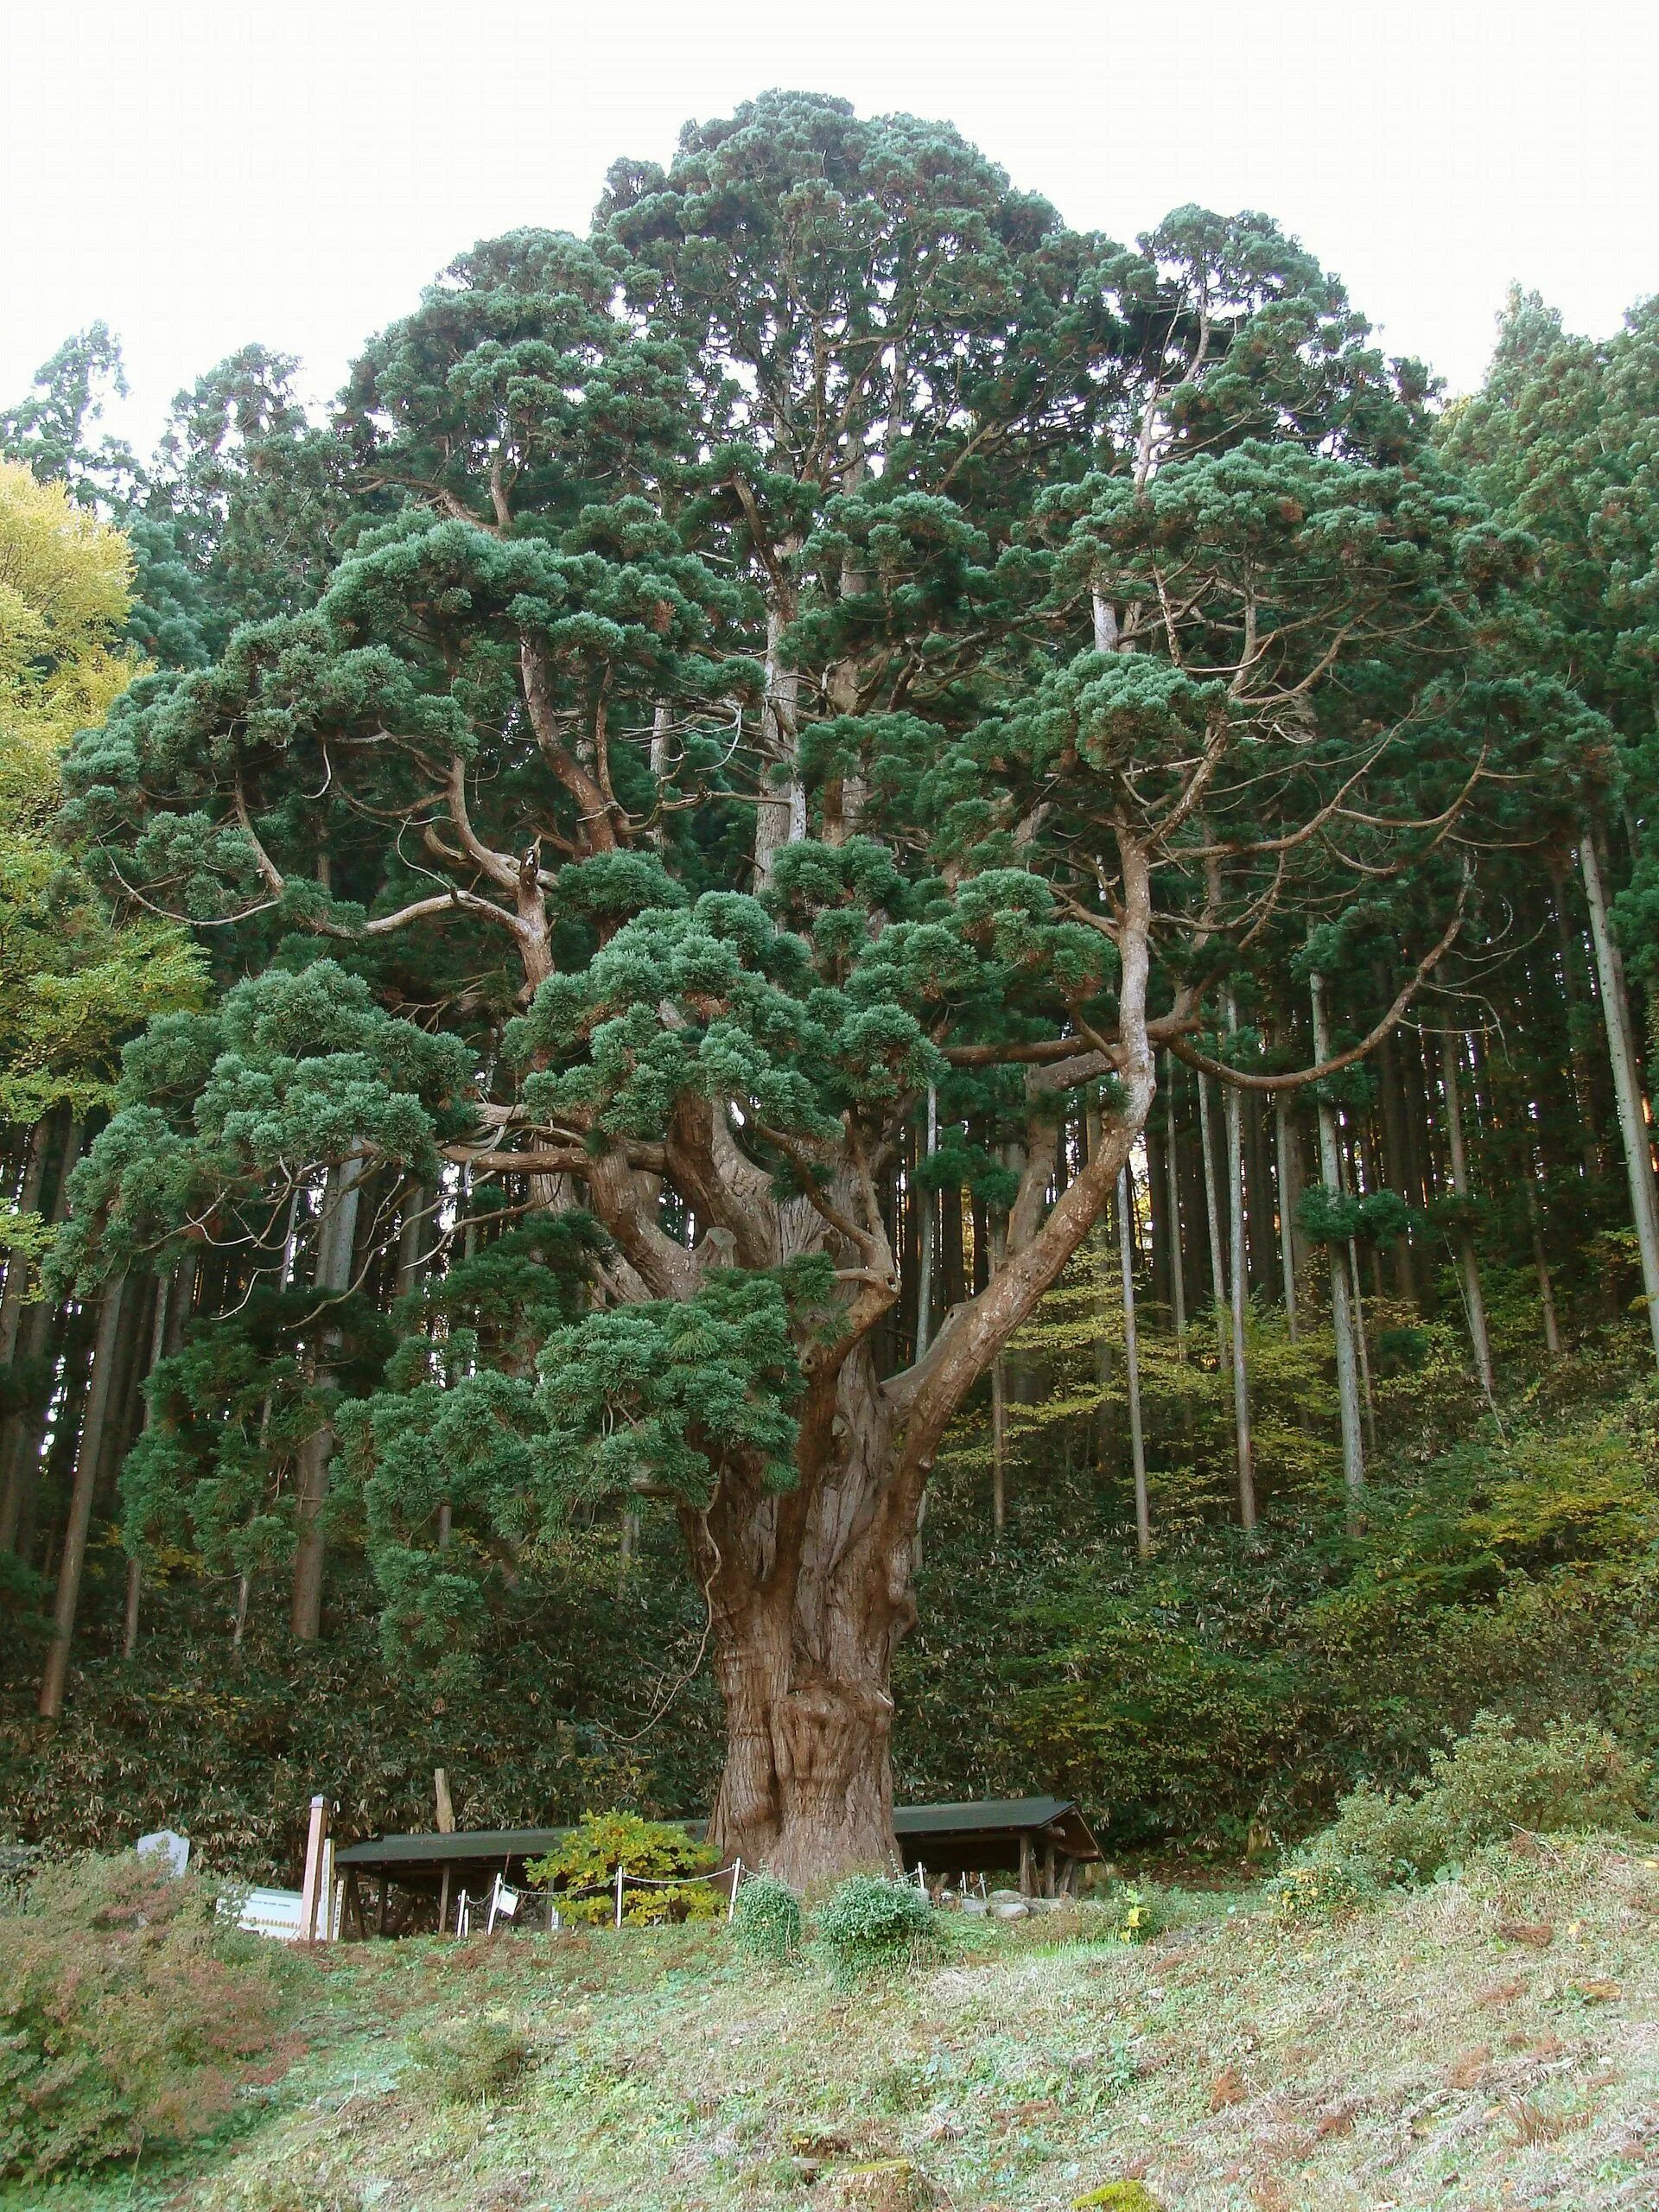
[{"left": 700, "top": 1340, "right": 912, "bottom": 1886}]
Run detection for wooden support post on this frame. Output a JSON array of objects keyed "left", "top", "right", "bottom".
[
  {"left": 377, "top": 1871, "right": 388, "bottom": 1936},
  {"left": 298, "top": 1794, "right": 330, "bottom": 1942},
  {"left": 1042, "top": 1843, "right": 1057, "bottom": 1899},
  {"left": 439, "top": 1864, "right": 451, "bottom": 1935},
  {"left": 1019, "top": 1834, "right": 1035, "bottom": 1897}
]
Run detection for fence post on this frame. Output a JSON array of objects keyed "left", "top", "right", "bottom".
[
  {"left": 728, "top": 1858, "right": 742, "bottom": 1919},
  {"left": 614, "top": 1862, "right": 625, "bottom": 1929},
  {"left": 298, "top": 1795, "right": 330, "bottom": 1942}
]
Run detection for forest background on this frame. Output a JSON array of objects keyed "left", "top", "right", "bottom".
[{"left": 4, "top": 80, "right": 1659, "bottom": 1885}]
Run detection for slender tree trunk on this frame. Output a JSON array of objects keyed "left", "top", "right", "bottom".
[
  {"left": 0, "top": 1115, "right": 51, "bottom": 1370},
  {"left": 1580, "top": 831, "right": 1659, "bottom": 1366},
  {"left": 1376, "top": 1027, "right": 1421, "bottom": 1305},
  {"left": 0, "top": 1117, "right": 82, "bottom": 1551},
  {"left": 1164, "top": 1053, "right": 1187, "bottom": 1354},
  {"left": 1274, "top": 1095, "right": 1300, "bottom": 1341},
  {"left": 916, "top": 1086, "right": 937, "bottom": 1352},
  {"left": 1526, "top": 1172, "right": 1563, "bottom": 1355},
  {"left": 121, "top": 1271, "right": 177, "bottom": 1661},
  {"left": 1348, "top": 1240, "right": 1377, "bottom": 1453},
  {"left": 991, "top": 1356, "right": 1007, "bottom": 1534},
  {"left": 1552, "top": 871, "right": 1608, "bottom": 1184},
  {"left": 1197, "top": 1071, "right": 1229, "bottom": 1367},
  {"left": 1222, "top": 996, "right": 1255, "bottom": 1532},
  {"left": 290, "top": 1154, "right": 367, "bottom": 1640},
  {"left": 1118, "top": 1165, "right": 1150, "bottom": 1558},
  {"left": 1311, "top": 975, "right": 1364, "bottom": 1518},
  {"left": 38, "top": 1278, "right": 127, "bottom": 1719},
  {"left": 1440, "top": 1031, "right": 1497, "bottom": 1402}
]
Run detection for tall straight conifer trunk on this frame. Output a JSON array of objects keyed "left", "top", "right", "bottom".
[{"left": 290, "top": 1154, "right": 366, "bottom": 1641}]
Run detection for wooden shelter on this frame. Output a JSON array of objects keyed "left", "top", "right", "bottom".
[
  {"left": 892, "top": 1796, "right": 1102, "bottom": 1896},
  {"left": 333, "top": 1795, "right": 1103, "bottom": 1934}
]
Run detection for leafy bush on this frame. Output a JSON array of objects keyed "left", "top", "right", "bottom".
[
  {"left": 728, "top": 1870, "right": 802, "bottom": 1962},
  {"left": 404, "top": 2010, "right": 533, "bottom": 2106},
  {"left": 811, "top": 1875, "right": 944, "bottom": 1983},
  {"left": 1102, "top": 1882, "right": 1162, "bottom": 1943},
  {"left": 1271, "top": 1713, "right": 1653, "bottom": 1915},
  {"left": 0, "top": 1848, "right": 302, "bottom": 2182},
  {"left": 525, "top": 1808, "right": 719, "bottom": 1925}
]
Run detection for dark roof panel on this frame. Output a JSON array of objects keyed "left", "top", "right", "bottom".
[{"left": 334, "top": 1797, "right": 1103, "bottom": 1872}]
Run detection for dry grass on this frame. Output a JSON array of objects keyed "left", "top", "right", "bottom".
[{"left": 21, "top": 1836, "right": 1659, "bottom": 2212}]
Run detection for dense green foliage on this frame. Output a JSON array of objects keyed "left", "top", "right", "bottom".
[
  {"left": 1268, "top": 1712, "right": 1654, "bottom": 1915},
  {"left": 3, "top": 94, "right": 1659, "bottom": 1887}
]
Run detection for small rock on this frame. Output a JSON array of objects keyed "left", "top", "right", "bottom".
[{"left": 990, "top": 1898, "right": 1030, "bottom": 1921}]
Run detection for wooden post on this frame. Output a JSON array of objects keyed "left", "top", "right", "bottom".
[
  {"left": 1042, "top": 1842, "right": 1057, "bottom": 1898},
  {"left": 434, "top": 1769, "right": 455, "bottom": 1834},
  {"left": 1018, "top": 1834, "right": 1035, "bottom": 1897},
  {"left": 298, "top": 1794, "right": 330, "bottom": 1942},
  {"left": 377, "top": 1871, "right": 388, "bottom": 1936},
  {"left": 438, "top": 1864, "right": 451, "bottom": 1935}
]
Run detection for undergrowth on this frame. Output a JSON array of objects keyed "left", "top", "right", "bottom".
[{"left": 0, "top": 1850, "right": 307, "bottom": 2183}]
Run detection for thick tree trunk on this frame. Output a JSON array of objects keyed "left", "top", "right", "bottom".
[
  {"left": 658, "top": 838, "right": 1158, "bottom": 1887},
  {"left": 698, "top": 1344, "right": 909, "bottom": 1884}
]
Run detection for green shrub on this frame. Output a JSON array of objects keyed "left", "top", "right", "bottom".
[
  {"left": 0, "top": 1848, "right": 303, "bottom": 2182},
  {"left": 404, "top": 2010, "right": 533, "bottom": 2106},
  {"left": 1272, "top": 1713, "right": 1653, "bottom": 1915},
  {"left": 525, "top": 1809, "right": 720, "bottom": 1925},
  {"left": 811, "top": 1875, "right": 944, "bottom": 1984},
  {"left": 1102, "top": 1882, "right": 1162, "bottom": 1943},
  {"left": 729, "top": 1869, "right": 802, "bottom": 1962}
]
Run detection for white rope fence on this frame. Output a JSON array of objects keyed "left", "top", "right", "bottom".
[{"left": 455, "top": 1859, "right": 747, "bottom": 1937}]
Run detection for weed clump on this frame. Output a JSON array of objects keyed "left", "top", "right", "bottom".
[
  {"left": 811, "top": 1875, "right": 944, "bottom": 1983},
  {"left": 1271, "top": 1713, "right": 1652, "bottom": 1915},
  {"left": 0, "top": 1848, "right": 302, "bottom": 2183},
  {"left": 404, "top": 2010, "right": 533, "bottom": 2105},
  {"left": 729, "top": 1869, "right": 802, "bottom": 1962}
]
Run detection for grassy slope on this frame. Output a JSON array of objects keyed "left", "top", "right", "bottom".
[{"left": 19, "top": 1840, "right": 1659, "bottom": 2212}]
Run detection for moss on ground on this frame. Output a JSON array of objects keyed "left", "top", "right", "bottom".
[{"left": 11, "top": 1839, "right": 1659, "bottom": 2211}]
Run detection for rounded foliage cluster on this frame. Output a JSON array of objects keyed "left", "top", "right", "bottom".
[
  {"left": 728, "top": 1869, "right": 803, "bottom": 1962},
  {"left": 810, "top": 1873, "right": 944, "bottom": 1982}
]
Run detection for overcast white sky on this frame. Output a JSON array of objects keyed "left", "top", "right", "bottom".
[{"left": 3, "top": 0, "right": 1656, "bottom": 458}]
